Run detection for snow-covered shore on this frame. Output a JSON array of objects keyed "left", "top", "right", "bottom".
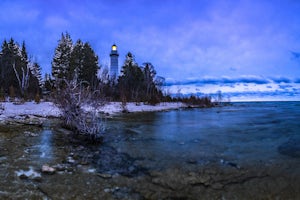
[{"left": 0, "top": 101, "right": 188, "bottom": 121}]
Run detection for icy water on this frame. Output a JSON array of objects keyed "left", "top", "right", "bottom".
[{"left": 0, "top": 102, "right": 300, "bottom": 199}]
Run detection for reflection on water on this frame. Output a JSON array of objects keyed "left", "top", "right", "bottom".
[
  {"left": 39, "top": 130, "right": 53, "bottom": 159},
  {"left": 107, "top": 102, "right": 300, "bottom": 169}
]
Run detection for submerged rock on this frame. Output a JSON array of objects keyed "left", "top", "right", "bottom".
[
  {"left": 97, "top": 173, "right": 112, "bottom": 179},
  {"left": 41, "top": 164, "right": 56, "bottom": 174},
  {"left": 16, "top": 167, "right": 42, "bottom": 181},
  {"left": 93, "top": 146, "right": 148, "bottom": 177},
  {"left": 278, "top": 137, "right": 300, "bottom": 158},
  {"left": 24, "top": 131, "right": 39, "bottom": 137}
]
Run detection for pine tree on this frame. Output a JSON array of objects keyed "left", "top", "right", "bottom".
[
  {"left": 69, "top": 39, "right": 84, "bottom": 80},
  {"left": 44, "top": 73, "right": 54, "bottom": 93},
  {"left": 0, "top": 38, "right": 22, "bottom": 96},
  {"left": 21, "top": 41, "right": 28, "bottom": 66},
  {"left": 31, "top": 61, "right": 43, "bottom": 87},
  {"left": 1, "top": 38, "right": 44, "bottom": 98},
  {"left": 80, "top": 42, "right": 99, "bottom": 88},
  {"left": 69, "top": 40, "right": 99, "bottom": 88},
  {"left": 142, "top": 62, "right": 157, "bottom": 101},
  {"left": 51, "top": 32, "right": 73, "bottom": 82},
  {"left": 118, "top": 52, "right": 144, "bottom": 102},
  {"left": 0, "top": 40, "right": 9, "bottom": 89}
]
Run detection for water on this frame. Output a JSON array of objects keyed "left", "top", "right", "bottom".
[
  {"left": 0, "top": 102, "right": 300, "bottom": 199},
  {"left": 108, "top": 102, "right": 300, "bottom": 166}
]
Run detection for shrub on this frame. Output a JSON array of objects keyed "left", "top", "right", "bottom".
[
  {"left": 53, "top": 78, "right": 105, "bottom": 141},
  {"left": 0, "top": 103, "right": 4, "bottom": 114}
]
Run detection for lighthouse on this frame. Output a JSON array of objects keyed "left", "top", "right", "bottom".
[{"left": 110, "top": 44, "right": 119, "bottom": 79}]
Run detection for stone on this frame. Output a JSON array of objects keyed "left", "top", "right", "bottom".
[
  {"left": 67, "top": 157, "right": 75, "bottom": 164},
  {"left": 211, "top": 183, "right": 224, "bottom": 190},
  {"left": 97, "top": 173, "right": 112, "bottom": 179},
  {"left": 53, "top": 164, "right": 67, "bottom": 171},
  {"left": 104, "top": 188, "right": 111, "bottom": 193},
  {"left": 24, "top": 131, "right": 39, "bottom": 137},
  {"left": 198, "top": 174, "right": 211, "bottom": 184},
  {"left": 17, "top": 168, "right": 42, "bottom": 181},
  {"left": 186, "top": 159, "right": 197, "bottom": 164},
  {"left": 42, "top": 164, "right": 56, "bottom": 174}
]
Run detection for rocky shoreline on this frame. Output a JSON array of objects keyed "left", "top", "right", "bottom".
[
  {"left": 6, "top": 125, "right": 298, "bottom": 200},
  {"left": 1, "top": 102, "right": 300, "bottom": 199}
]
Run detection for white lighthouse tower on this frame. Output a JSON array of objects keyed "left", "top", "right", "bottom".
[{"left": 110, "top": 44, "right": 119, "bottom": 79}]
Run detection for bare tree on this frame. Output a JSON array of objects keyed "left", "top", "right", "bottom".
[
  {"left": 0, "top": 102, "right": 4, "bottom": 114},
  {"left": 12, "top": 62, "right": 30, "bottom": 97},
  {"left": 53, "top": 78, "right": 105, "bottom": 141}
]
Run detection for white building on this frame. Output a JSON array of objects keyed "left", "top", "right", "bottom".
[{"left": 109, "top": 44, "right": 119, "bottom": 79}]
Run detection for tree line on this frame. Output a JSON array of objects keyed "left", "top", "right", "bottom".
[
  {"left": 0, "top": 33, "right": 163, "bottom": 104},
  {"left": 1, "top": 32, "right": 212, "bottom": 107},
  {"left": 0, "top": 38, "right": 42, "bottom": 100},
  {"left": 44, "top": 32, "right": 165, "bottom": 104}
]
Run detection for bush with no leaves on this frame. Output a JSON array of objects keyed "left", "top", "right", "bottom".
[{"left": 53, "top": 79, "right": 105, "bottom": 141}]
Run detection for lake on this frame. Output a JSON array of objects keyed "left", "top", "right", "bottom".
[{"left": 0, "top": 102, "right": 299, "bottom": 199}]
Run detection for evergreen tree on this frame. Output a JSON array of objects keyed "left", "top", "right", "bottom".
[
  {"left": 51, "top": 32, "right": 73, "bottom": 82},
  {"left": 0, "top": 38, "right": 22, "bottom": 95},
  {"left": 69, "top": 40, "right": 99, "bottom": 88},
  {"left": 69, "top": 39, "right": 84, "bottom": 80},
  {"left": 44, "top": 73, "right": 54, "bottom": 93},
  {"left": 0, "top": 40, "right": 9, "bottom": 90},
  {"left": 0, "top": 38, "right": 42, "bottom": 98},
  {"left": 118, "top": 52, "right": 144, "bottom": 102},
  {"left": 21, "top": 41, "right": 28, "bottom": 66},
  {"left": 31, "top": 61, "right": 43, "bottom": 88},
  {"left": 142, "top": 62, "right": 157, "bottom": 100},
  {"left": 80, "top": 42, "right": 99, "bottom": 88}
]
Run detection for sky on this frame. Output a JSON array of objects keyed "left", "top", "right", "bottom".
[{"left": 1, "top": 0, "right": 300, "bottom": 100}]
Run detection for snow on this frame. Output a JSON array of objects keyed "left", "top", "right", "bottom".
[
  {"left": 0, "top": 101, "right": 187, "bottom": 121},
  {"left": 0, "top": 102, "right": 61, "bottom": 120},
  {"left": 99, "top": 102, "right": 187, "bottom": 114}
]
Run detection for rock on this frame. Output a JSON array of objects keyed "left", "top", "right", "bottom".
[
  {"left": 278, "top": 137, "right": 300, "bottom": 158},
  {"left": 186, "top": 159, "right": 197, "bottom": 164},
  {"left": 211, "top": 183, "right": 224, "bottom": 190},
  {"left": 53, "top": 164, "right": 67, "bottom": 171},
  {"left": 19, "top": 173, "right": 29, "bottom": 179},
  {"left": 220, "top": 159, "right": 241, "bottom": 169},
  {"left": 67, "top": 157, "right": 75, "bottom": 164},
  {"left": 104, "top": 188, "right": 111, "bottom": 193},
  {"left": 198, "top": 174, "right": 211, "bottom": 184},
  {"left": 97, "top": 173, "right": 112, "bottom": 179},
  {"left": 24, "top": 131, "right": 39, "bottom": 137},
  {"left": 16, "top": 167, "right": 42, "bottom": 181},
  {"left": 41, "top": 164, "right": 56, "bottom": 174}
]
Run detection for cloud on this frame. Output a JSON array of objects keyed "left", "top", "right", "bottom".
[
  {"left": 294, "top": 78, "right": 300, "bottom": 83},
  {"left": 44, "top": 16, "right": 70, "bottom": 29},
  {"left": 291, "top": 51, "right": 300, "bottom": 60},
  {"left": 270, "top": 76, "right": 292, "bottom": 83},
  {"left": 0, "top": 3, "right": 40, "bottom": 23},
  {"left": 165, "top": 75, "right": 271, "bottom": 86}
]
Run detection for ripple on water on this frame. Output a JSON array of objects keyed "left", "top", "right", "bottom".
[{"left": 278, "top": 136, "right": 300, "bottom": 158}]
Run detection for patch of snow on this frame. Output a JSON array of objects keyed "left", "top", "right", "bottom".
[
  {"left": 16, "top": 167, "right": 41, "bottom": 179},
  {"left": 0, "top": 101, "right": 187, "bottom": 121},
  {"left": 0, "top": 101, "right": 61, "bottom": 120},
  {"left": 98, "top": 102, "right": 187, "bottom": 114}
]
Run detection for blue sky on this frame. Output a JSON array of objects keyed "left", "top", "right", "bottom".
[{"left": 1, "top": 0, "right": 300, "bottom": 100}]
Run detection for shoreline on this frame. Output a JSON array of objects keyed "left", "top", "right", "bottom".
[{"left": 0, "top": 101, "right": 189, "bottom": 123}]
